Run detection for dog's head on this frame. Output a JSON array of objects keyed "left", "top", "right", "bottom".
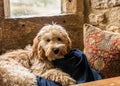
[{"left": 32, "top": 24, "right": 72, "bottom": 61}]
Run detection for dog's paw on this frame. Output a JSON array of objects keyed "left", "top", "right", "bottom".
[
  {"left": 41, "top": 69, "right": 76, "bottom": 86},
  {"left": 60, "top": 75, "right": 76, "bottom": 86}
]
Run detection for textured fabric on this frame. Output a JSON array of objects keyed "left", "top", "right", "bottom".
[
  {"left": 84, "top": 24, "right": 120, "bottom": 78},
  {"left": 52, "top": 49, "right": 101, "bottom": 84}
]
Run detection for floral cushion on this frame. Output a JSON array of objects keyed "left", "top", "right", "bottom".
[{"left": 83, "top": 24, "right": 120, "bottom": 78}]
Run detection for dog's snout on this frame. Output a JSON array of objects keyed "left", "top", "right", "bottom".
[{"left": 53, "top": 48, "right": 59, "bottom": 54}]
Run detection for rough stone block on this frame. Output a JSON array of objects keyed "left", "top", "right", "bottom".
[
  {"left": 108, "top": 7, "right": 120, "bottom": 23},
  {"left": 91, "top": 0, "right": 120, "bottom": 9},
  {"left": 89, "top": 13, "right": 105, "bottom": 25},
  {"left": 107, "top": 25, "right": 120, "bottom": 33},
  {"left": 106, "top": 23, "right": 120, "bottom": 33}
]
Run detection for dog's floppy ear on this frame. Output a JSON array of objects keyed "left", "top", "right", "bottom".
[
  {"left": 67, "top": 35, "right": 72, "bottom": 52},
  {"left": 32, "top": 35, "right": 45, "bottom": 60}
]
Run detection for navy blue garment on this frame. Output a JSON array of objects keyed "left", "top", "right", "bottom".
[
  {"left": 52, "top": 49, "right": 102, "bottom": 84},
  {"left": 36, "top": 48, "right": 102, "bottom": 86},
  {"left": 36, "top": 76, "right": 60, "bottom": 86}
]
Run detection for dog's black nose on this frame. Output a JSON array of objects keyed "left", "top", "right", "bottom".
[{"left": 53, "top": 48, "right": 59, "bottom": 54}]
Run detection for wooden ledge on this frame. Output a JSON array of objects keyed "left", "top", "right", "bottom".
[{"left": 72, "top": 76, "right": 120, "bottom": 86}]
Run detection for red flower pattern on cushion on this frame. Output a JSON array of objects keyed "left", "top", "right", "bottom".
[{"left": 84, "top": 24, "right": 120, "bottom": 78}]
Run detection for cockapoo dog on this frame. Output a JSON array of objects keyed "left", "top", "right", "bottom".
[{"left": 0, "top": 24, "right": 76, "bottom": 86}]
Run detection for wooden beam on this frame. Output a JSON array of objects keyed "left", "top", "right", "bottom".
[{"left": 3, "top": 0, "right": 10, "bottom": 18}]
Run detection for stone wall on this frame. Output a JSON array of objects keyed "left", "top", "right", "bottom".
[
  {"left": 86, "top": 0, "right": 120, "bottom": 32},
  {"left": 0, "top": 0, "right": 84, "bottom": 54}
]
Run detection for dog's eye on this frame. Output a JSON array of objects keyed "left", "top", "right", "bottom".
[
  {"left": 46, "top": 39, "right": 50, "bottom": 42},
  {"left": 57, "top": 38, "right": 62, "bottom": 41}
]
